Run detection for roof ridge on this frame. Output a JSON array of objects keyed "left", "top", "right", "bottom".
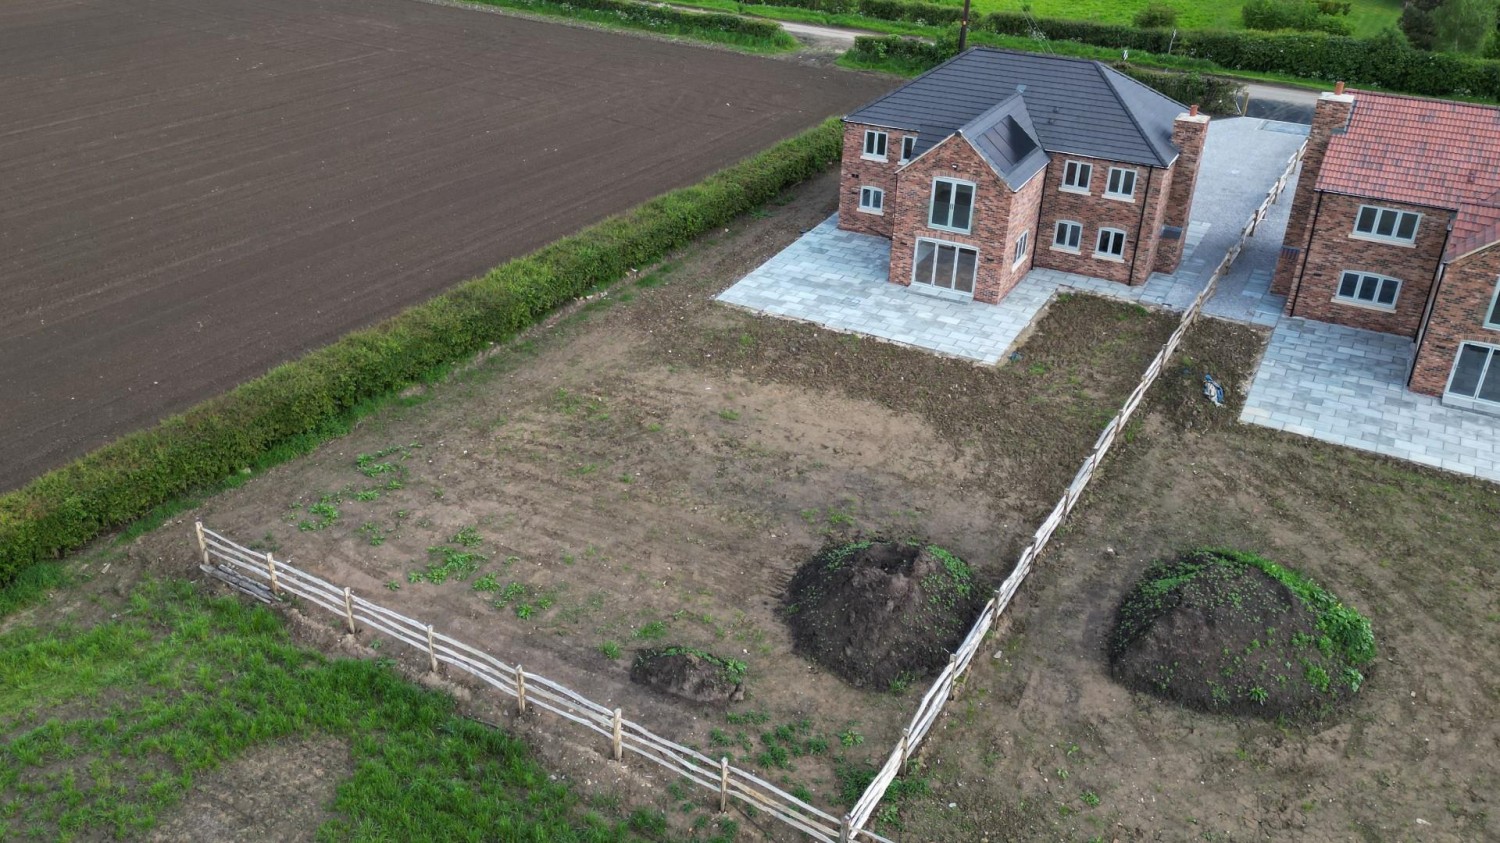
[
  {"left": 1353, "top": 89, "right": 1500, "bottom": 115},
  {"left": 1094, "top": 63, "right": 1171, "bottom": 167}
]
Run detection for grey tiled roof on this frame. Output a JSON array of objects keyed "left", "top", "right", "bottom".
[
  {"left": 958, "top": 93, "right": 1050, "bottom": 190},
  {"left": 847, "top": 47, "right": 1186, "bottom": 168}
]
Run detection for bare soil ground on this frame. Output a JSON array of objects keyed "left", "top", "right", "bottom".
[
  {"left": 896, "top": 318, "right": 1500, "bottom": 842},
  {"left": 0, "top": 0, "right": 894, "bottom": 491},
  {"left": 104, "top": 168, "right": 1180, "bottom": 832}
]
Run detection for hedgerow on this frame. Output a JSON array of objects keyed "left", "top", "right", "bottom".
[
  {"left": 0, "top": 119, "right": 844, "bottom": 589},
  {"left": 474, "top": 0, "right": 794, "bottom": 48}
]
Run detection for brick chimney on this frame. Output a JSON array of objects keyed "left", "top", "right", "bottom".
[
  {"left": 1271, "top": 85, "right": 1355, "bottom": 295},
  {"left": 1154, "top": 107, "right": 1210, "bottom": 274}
]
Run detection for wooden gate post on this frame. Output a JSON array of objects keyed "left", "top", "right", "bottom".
[
  {"left": 343, "top": 587, "right": 357, "bottom": 634},
  {"left": 426, "top": 625, "right": 439, "bottom": 674},
  {"left": 718, "top": 757, "right": 729, "bottom": 812},
  {"left": 194, "top": 522, "right": 209, "bottom": 566},
  {"left": 516, "top": 666, "right": 527, "bottom": 714},
  {"left": 611, "top": 708, "right": 623, "bottom": 761},
  {"left": 266, "top": 552, "right": 280, "bottom": 595}
]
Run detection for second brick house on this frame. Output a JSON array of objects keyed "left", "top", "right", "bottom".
[
  {"left": 1274, "top": 86, "right": 1500, "bottom": 413},
  {"left": 838, "top": 47, "right": 1209, "bottom": 304}
]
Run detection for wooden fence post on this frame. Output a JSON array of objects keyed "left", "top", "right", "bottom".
[
  {"left": 840, "top": 815, "right": 852, "bottom": 843},
  {"left": 426, "top": 625, "right": 439, "bottom": 674},
  {"left": 194, "top": 521, "right": 209, "bottom": 566},
  {"left": 266, "top": 552, "right": 280, "bottom": 595},
  {"left": 898, "top": 727, "right": 911, "bottom": 765},
  {"left": 343, "top": 587, "right": 356, "bottom": 634},
  {"left": 516, "top": 666, "right": 527, "bottom": 714},
  {"left": 718, "top": 757, "right": 729, "bottom": 812},
  {"left": 612, "top": 708, "right": 623, "bottom": 761}
]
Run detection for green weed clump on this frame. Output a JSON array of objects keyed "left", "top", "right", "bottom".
[{"left": 0, "top": 118, "right": 845, "bottom": 594}]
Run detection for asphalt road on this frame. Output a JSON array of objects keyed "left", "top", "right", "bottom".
[{"left": 0, "top": 0, "right": 894, "bottom": 492}]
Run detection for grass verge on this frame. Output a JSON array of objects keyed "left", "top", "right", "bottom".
[
  {"left": 0, "top": 579, "right": 644, "bottom": 841},
  {"left": 465, "top": 0, "right": 799, "bottom": 52}
]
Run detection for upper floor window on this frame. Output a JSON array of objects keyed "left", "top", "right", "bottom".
[
  {"left": 1061, "top": 161, "right": 1092, "bottom": 193},
  {"left": 1486, "top": 279, "right": 1500, "bottom": 330},
  {"left": 1053, "top": 220, "right": 1082, "bottom": 251},
  {"left": 858, "top": 186, "right": 884, "bottom": 215},
  {"left": 1353, "top": 205, "right": 1420, "bottom": 244},
  {"left": 1105, "top": 167, "right": 1137, "bottom": 201},
  {"left": 1336, "top": 270, "right": 1400, "bottom": 310},
  {"left": 929, "top": 178, "right": 974, "bottom": 233},
  {"left": 1013, "top": 230, "right": 1030, "bottom": 265},
  {"left": 1096, "top": 227, "right": 1126, "bottom": 259},
  {"left": 900, "top": 135, "right": 917, "bottom": 163},
  {"left": 862, "top": 130, "right": 888, "bottom": 161}
]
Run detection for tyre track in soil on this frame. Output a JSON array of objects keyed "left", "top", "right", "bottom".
[{"left": 0, "top": 0, "right": 895, "bottom": 492}]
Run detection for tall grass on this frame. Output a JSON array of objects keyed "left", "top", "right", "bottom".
[{"left": 0, "top": 580, "right": 639, "bottom": 840}]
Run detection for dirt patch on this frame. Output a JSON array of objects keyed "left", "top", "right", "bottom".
[
  {"left": 1109, "top": 549, "right": 1372, "bottom": 720},
  {"left": 785, "top": 540, "right": 982, "bottom": 691},
  {"left": 631, "top": 647, "right": 747, "bottom": 704},
  {"left": 894, "top": 317, "right": 1500, "bottom": 842},
  {"left": 147, "top": 737, "right": 351, "bottom": 843}
]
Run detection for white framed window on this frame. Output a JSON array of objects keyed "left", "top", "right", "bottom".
[
  {"left": 1096, "top": 227, "right": 1126, "bottom": 260},
  {"left": 1061, "top": 160, "right": 1092, "bottom": 193},
  {"left": 900, "top": 135, "right": 917, "bottom": 163},
  {"left": 862, "top": 130, "right": 888, "bottom": 161},
  {"left": 1353, "top": 205, "right": 1420, "bottom": 244},
  {"left": 1053, "top": 220, "right": 1082, "bottom": 252},
  {"left": 1446, "top": 341, "right": 1500, "bottom": 406},
  {"left": 1013, "top": 230, "right": 1030, "bottom": 265},
  {"left": 913, "top": 239, "right": 978, "bottom": 295},
  {"left": 1336, "top": 270, "right": 1400, "bottom": 310},
  {"left": 858, "top": 186, "right": 884, "bottom": 215},
  {"left": 1485, "top": 279, "right": 1500, "bottom": 330},
  {"left": 1105, "top": 167, "right": 1137, "bottom": 200},
  {"left": 928, "top": 178, "right": 975, "bottom": 233}
]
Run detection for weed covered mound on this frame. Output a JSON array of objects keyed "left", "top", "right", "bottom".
[
  {"left": 1109, "top": 549, "right": 1375, "bottom": 719},
  {"left": 630, "top": 647, "right": 746, "bottom": 704},
  {"left": 783, "top": 540, "right": 982, "bottom": 691}
]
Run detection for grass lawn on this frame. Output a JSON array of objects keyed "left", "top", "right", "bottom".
[
  {"left": 0, "top": 578, "right": 686, "bottom": 842},
  {"left": 953, "top": 0, "right": 1403, "bottom": 37}
]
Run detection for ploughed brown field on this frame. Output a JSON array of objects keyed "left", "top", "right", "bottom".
[{"left": 0, "top": 0, "right": 893, "bottom": 491}]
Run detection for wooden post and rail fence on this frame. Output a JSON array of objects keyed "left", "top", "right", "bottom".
[{"left": 197, "top": 140, "right": 1306, "bottom": 842}]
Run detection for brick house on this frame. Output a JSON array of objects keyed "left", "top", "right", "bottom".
[
  {"left": 1275, "top": 86, "right": 1500, "bottom": 414},
  {"left": 837, "top": 47, "right": 1209, "bottom": 305}
]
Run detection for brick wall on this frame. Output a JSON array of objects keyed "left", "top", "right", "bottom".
[
  {"left": 1410, "top": 244, "right": 1500, "bottom": 396},
  {"left": 994, "top": 168, "right": 1045, "bottom": 301},
  {"left": 887, "top": 134, "right": 1021, "bottom": 303},
  {"left": 1287, "top": 193, "right": 1448, "bottom": 337},
  {"left": 1032, "top": 153, "right": 1163, "bottom": 285},
  {"left": 838, "top": 122, "right": 915, "bottom": 239},
  {"left": 1155, "top": 112, "right": 1209, "bottom": 274},
  {"left": 1273, "top": 92, "right": 1354, "bottom": 295}
]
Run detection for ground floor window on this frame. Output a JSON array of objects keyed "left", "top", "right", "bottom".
[
  {"left": 1447, "top": 342, "right": 1500, "bottom": 405},
  {"left": 1012, "top": 230, "right": 1029, "bottom": 265},
  {"left": 1096, "top": 227, "right": 1126, "bottom": 259},
  {"left": 858, "top": 186, "right": 884, "bottom": 214},
  {"left": 1053, "top": 220, "right": 1081, "bottom": 251},
  {"left": 913, "top": 239, "right": 977, "bottom": 295},
  {"left": 1336, "top": 270, "right": 1400, "bottom": 310}
]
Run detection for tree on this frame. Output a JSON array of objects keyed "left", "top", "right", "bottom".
[
  {"left": 1432, "top": 0, "right": 1496, "bottom": 53},
  {"left": 1398, "top": 0, "right": 1443, "bottom": 50}
]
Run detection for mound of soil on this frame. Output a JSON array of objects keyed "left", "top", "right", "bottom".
[
  {"left": 783, "top": 540, "right": 983, "bottom": 691},
  {"left": 630, "top": 647, "right": 746, "bottom": 704},
  {"left": 1109, "top": 549, "right": 1374, "bottom": 719}
]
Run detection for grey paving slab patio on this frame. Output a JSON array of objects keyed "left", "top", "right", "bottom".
[
  {"left": 1241, "top": 319, "right": 1500, "bottom": 483},
  {"left": 717, "top": 118, "right": 1308, "bottom": 364}
]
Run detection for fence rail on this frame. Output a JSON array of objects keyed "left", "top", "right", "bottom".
[
  {"left": 194, "top": 523, "right": 891, "bottom": 843},
  {"left": 840, "top": 138, "right": 1308, "bottom": 836}
]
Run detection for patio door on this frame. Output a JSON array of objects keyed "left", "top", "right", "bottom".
[
  {"left": 1446, "top": 341, "right": 1500, "bottom": 408},
  {"left": 913, "top": 239, "right": 977, "bottom": 296}
]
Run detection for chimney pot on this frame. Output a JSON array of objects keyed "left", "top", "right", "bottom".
[
  {"left": 1189, "top": 104, "right": 1199, "bottom": 117},
  {"left": 1335, "top": 81, "right": 1345, "bottom": 95}
]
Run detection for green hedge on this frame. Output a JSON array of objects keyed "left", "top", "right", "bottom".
[
  {"left": 479, "top": 0, "right": 790, "bottom": 43},
  {"left": 0, "top": 120, "right": 845, "bottom": 589},
  {"left": 740, "top": 0, "right": 961, "bottom": 25},
  {"left": 847, "top": 37, "right": 1244, "bottom": 115},
  {"left": 838, "top": 2, "right": 1500, "bottom": 101}
]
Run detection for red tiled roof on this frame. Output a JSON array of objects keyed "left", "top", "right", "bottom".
[
  {"left": 1446, "top": 202, "right": 1500, "bottom": 262},
  {"left": 1318, "top": 91, "right": 1500, "bottom": 211}
]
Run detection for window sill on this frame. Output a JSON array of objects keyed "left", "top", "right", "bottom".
[
  {"left": 1094, "top": 253, "right": 1126, "bottom": 263},
  {"left": 1331, "top": 296, "right": 1397, "bottom": 313},
  {"left": 1012, "top": 255, "right": 1029, "bottom": 269},
  {"left": 1058, "top": 186, "right": 1090, "bottom": 196},
  {"left": 1485, "top": 322, "right": 1500, "bottom": 333},
  {"left": 860, "top": 154, "right": 888, "bottom": 163},
  {"left": 1441, "top": 392, "right": 1500, "bottom": 417},
  {"left": 926, "top": 225, "right": 973, "bottom": 236},
  {"left": 1349, "top": 233, "right": 1416, "bottom": 248},
  {"left": 1050, "top": 245, "right": 1081, "bottom": 255},
  {"left": 857, "top": 207, "right": 883, "bottom": 216},
  {"left": 1102, "top": 193, "right": 1136, "bottom": 203}
]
